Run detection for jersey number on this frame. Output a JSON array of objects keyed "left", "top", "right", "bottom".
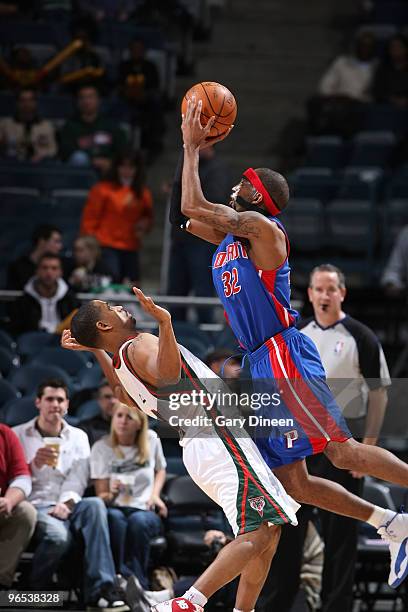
[{"left": 221, "top": 267, "right": 241, "bottom": 297}]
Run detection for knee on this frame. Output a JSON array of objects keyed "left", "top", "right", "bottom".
[
  {"left": 325, "top": 440, "right": 356, "bottom": 470},
  {"left": 244, "top": 524, "right": 280, "bottom": 558},
  {"left": 79, "top": 497, "right": 107, "bottom": 520},
  {"left": 13, "top": 501, "right": 37, "bottom": 532},
  {"left": 128, "top": 511, "right": 159, "bottom": 535}
]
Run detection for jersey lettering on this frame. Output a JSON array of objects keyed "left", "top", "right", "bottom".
[
  {"left": 284, "top": 430, "right": 299, "bottom": 449},
  {"left": 213, "top": 241, "right": 248, "bottom": 269},
  {"left": 222, "top": 267, "right": 241, "bottom": 297}
]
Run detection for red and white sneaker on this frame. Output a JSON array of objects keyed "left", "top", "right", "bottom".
[{"left": 151, "top": 598, "right": 204, "bottom": 612}]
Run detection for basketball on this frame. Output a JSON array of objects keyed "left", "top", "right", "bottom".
[{"left": 181, "top": 81, "right": 237, "bottom": 142}]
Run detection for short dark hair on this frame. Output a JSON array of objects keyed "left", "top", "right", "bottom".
[
  {"left": 37, "top": 379, "right": 69, "bottom": 399},
  {"left": 255, "top": 168, "right": 290, "bottom": 212},
  {"left": 98, "top": 379, "right": 111, "bottom": 394},
  {"left": 31, "top": 224, "right": 61, "bottom": 247},
  {"left": 205, "top": 349, "right": 241, "bottom": 367},
  {"left": 71, "top": 301, "right": 102, "bottom": 348},
  {"left": 36, "top": 252, "right": 62, "bottom": 268},
  {"left": 309, "top": 263, "right": 346, "bottom": 289}
]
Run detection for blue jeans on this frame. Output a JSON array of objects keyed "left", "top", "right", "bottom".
[
  {"left": 31, "top": 498, "right": 116, "bottom": 601},
  {"left": 107, "top": 507, "right": 162, "bottom": 589}
]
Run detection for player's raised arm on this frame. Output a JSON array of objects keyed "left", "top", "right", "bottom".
[
  {"left": 181, "top": 99, "right": 277, "bottom": 241},
  {"left": 129, "top": 287, "right": 181, "bottom": 387}
]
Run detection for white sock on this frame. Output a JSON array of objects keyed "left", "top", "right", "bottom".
[
  {"left": 367, "top": 505, "right": 393, "bottom": 529},
  {"left": 145, "top": 589, "right": 172, "bottom": 604},
  {"left": 234, "top": 609, "right": 255, "bottom": 612},
  {"left": 182, "top": 587, "right": 208, "bottom": 607}
]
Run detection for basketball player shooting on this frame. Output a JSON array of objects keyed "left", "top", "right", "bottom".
[
  {"left": 62, "top": 287, "right": 300, "bottom": 612},
  {"left": 176, "top": 97, "right": 408, "bottom": 588}
]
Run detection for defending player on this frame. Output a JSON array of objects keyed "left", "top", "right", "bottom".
[
  {"left": 175, "top": 98, "right": 408, "bottom": 588},
  {"left": 62, "top": 287, "right": 300, "bottom": 612}
]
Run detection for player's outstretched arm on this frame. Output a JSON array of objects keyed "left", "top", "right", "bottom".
[
  {"left": 130, "top": 287, "right": 181, "bottom": 387},
  {"left": 181, "top": 99, "right": 274, "bottom": 241}
]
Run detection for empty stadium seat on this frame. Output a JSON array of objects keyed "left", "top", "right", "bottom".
[
  {"left": 75, "top": 400, "right": 101, "bottom": 422},
  {"left": 280, "top": 198, "right": 324, "bottom": 252},
  {"left": 0, "top": 379, "right": 19, "bottom": 409},
  {"left": 37, "top": 95, "right": 74, "bottom": 120},
  {"left": 2, "top": 396, "right": 38, "bottom": 427},
  {"left": 289, "top": 170, "right": 340, "bottom": 203},
  {"left": 304, "top": 136, "right": 348, "bottom": 170},
  {"left": 0, "top": 330, "right": 16, "bottom": 352},
  {"left": 17, "top": 331, "right": 60, "bottom": 361},
  {"left": 363, "top": 104, "right": 408, "bottom": 133},
  {"left": 348, "top": 131, "right": 396, "bottom": 169},
  {"left": 0, "top": 164, "right": 97, "bottom": 194},
  {"left": 326, "top": 199, "right": 375, "bottom": 254},
  {"left": 165, "top": 456, "right": 187, "bottom": 476},
  {"left": 0, "top": 347, "right": 19, "bottom": 377},
  {"left": 9, "top": 364, "right": 72, "bottom": 396},
  {"left": 76, "top": 364, "right": 103, "bottom": 391},
  {"left": 31, "top": 347, "right": 90, "bottom": 377}
]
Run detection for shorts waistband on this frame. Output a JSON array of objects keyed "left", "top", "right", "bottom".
[{"left": 248, "top": 326, "right": 299, "bottom": 364}]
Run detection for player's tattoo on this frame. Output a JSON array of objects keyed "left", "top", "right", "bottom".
[{"left": 200, "top": 208, "right": 262, "bottom": 239}]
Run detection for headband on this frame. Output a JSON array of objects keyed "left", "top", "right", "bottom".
[{"left": 243, "top": 168, "right": 281, "bottom": 216}]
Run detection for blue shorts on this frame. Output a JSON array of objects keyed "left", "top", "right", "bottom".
[{"left": 248, "top": 327, "right": 351, "bottom": 469}]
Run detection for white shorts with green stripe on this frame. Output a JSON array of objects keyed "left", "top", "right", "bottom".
[{"left": 182, "top": 433, "right": 300, "bottom": 537}]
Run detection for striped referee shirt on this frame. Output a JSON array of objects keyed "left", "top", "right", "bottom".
[{"left": 299, "top": 315, "right": 390, "bottom": 420}]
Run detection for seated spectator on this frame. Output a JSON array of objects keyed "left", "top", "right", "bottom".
[
  {"left": 80, "top": 150, "right": 153, "bottom": 284},
  {"left": 67, "top": 235, "right": 113, "bottom": 292},
  {"left": 13, "top": 379, "right": 129, "bottom": 611},
  {"left": 373, "top": 35, "right": 408, "bottom": 108},
  {"left": 9, "top": 253, "right": 79, "bottom": 335},
  {"left": 0, "top": 46, "right": 39, "bottom": 91},
  {"left": 60, "top": 17, "right": 106, "bottom": 92},
  {"left": 118, "top": 39, "right": 164, "bottom": 160},
  {"left": 0, "top": 88, "right": 57, "bottom": 161},
  {"left": 91, "top": 404, "right": 167, "bottom": 591},
  {"left": 7, "top": 224, "right": 63, "bottom": 289},
  {"left": 59, "top": 85, "right": 128, "bottom": 177},
  {"left": 381, "top": 226, "right": 408, "bottom": 296},
  {"left": 307, "top": 31, "right": 377, "bottom": 137},
  {"left": 0, "top": 423, "right": 37, "bottom": 590},
  {"left": 80, "top": 380, "right": 119, "bottom": 446}
]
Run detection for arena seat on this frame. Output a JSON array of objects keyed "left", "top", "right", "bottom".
[
  {"left": 347, "top": 131, "right": 396, "bottom": 169},
  {"left": 304, "top": 136, "right": 348, "bottom": 170},
  {"left": 370, "top": 1, "right": 408, "bottom": 25},
  {"left": 75, "top": 364, "right": 103, "bottom": 391},
  {"left": 289, "top": 170, "right": 340, "bottom": 203},
  {"left": 17, "top": 331, "right": 60, "bottom": 361},
  {"left": 2, "top": 396, "right": 38, "bottom": 427},
  {"left": 31, "top": 347, "right": 90, "bottom": 378},
  {"left": 363, "top": 104, "right": 408, "bottom": 134},
  {"left": 75, "top": 399, "right": 101, "bottom": 422},
  {"left": 213, "top": 325, "right": 239, "bottom": 351},
  {"left": 0, "top": 379, "right": 19, "bottom": 409},
  {"left": 382, "top": 199, "right": 408, "bottom": 254},
  {"left": 165, "top": 456, "right": 187, "bottom": 476},
  {"left": 0, "top": 165, "right": 97, "bottom": 194},
  {"left": 0, "top": 330, "right": 16, "bottom": 353},
  {"left": 172, "top": 321, "right": 212, "bottom": 348},
  {"left": 9, "top": 364, "right": 73, "bottom": 396},
  {"left": 0, "top": 346, "right": 19, "bottom": 377},
  {"left": 280, "top": 198, "right": 324, "bottom": 253}
]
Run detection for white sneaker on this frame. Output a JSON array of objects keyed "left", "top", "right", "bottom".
[
  {"left": 388, "top": 538, "right": 408, "bottom": 588},
  {"left": 377, "top": 510, "right": 408, "bottom": 543},
  {"left": 151, "top": 598, "right": 204, "bottom": 611}
]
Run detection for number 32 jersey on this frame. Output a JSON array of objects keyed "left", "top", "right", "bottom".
[{"left": 212, "top": 217, "right": 299, "bottom": 352}]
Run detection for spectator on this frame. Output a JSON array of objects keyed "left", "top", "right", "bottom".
[
  {"left": 381, "top": 226, "right": 408, "bottom": 296},
  {"left": 265, "top": 263, "right": 390, "bottom": 612},
  {"left": 9, "top": 253, "right": 79, "bottom": 335},
  {"left": 0, "top": 47, "right": 39, "bottom": 91},
  {"left": 0, "top": 88, "right": 57, "bottom": 161},
  {"left": 59, "top": 85, "right": 128, "bottom": 176},
  {"left": 91, "top": 404, "right": 167, "bottom": 591},
  {"left": 7, "top": 224, "right": 63, "bottom": 289},
  {"left": 373, "top": 35, "right": 408, "bottom": 108},
  {"left": 80, "top": 380, "right": 118, "bottom": 446},
  {"left": 13, "top": 379, "right": 129, "bottom": 611},
  {"left": 80, "top": 150, "right": 153, "bottom": 284},
  {"left": 167, "top": 146, "right": 231, "bottom": 322},
  {"left": 67, "top": 235, "right": 113, "bottom": 292},
  {"left": 0, "top": 423, "right": 37, "bottom": 590},
  {"left": 307, "top": 31, "right": 377, "bottom": 137},
  {"left": 60, "top": 18, "right": 106, "bottom": 92},
  {"left": 118, "top": 39, "right": 164, "bottom": 160}
]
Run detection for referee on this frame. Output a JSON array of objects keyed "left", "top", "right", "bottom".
[{"left": 261, "top": 263, "right": 390, "bottom": 612}]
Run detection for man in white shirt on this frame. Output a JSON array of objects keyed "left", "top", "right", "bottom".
[
  {"left": 265, "top": 264, "right": 390, "bottom": 612},
  {"left": 14, "top": 379, "right": 129, "bottom": 612}
]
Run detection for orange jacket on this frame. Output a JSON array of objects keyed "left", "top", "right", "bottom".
[{"left": 80, "top": 181, "right": 153, "bottom": 251}]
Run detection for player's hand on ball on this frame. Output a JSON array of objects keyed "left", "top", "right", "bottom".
[
  {"left": 182, "top": 97, "right": 215, "bottom": 149},
  {"left": 132, "top": 287, "right": 171, "bottom": 324}
]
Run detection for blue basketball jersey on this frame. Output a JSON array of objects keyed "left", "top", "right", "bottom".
[{"left": 212, "top": 217, "right": 299, "bottom": 351}]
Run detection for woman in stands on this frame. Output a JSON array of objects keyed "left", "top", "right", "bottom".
[
  {"left": 68, "top": 235, "right": 113, "bottom": 291},
  {"left": 80, "top": 149, "right": 153, "bottom": 285},
  {"left": 90, "top": 402, "right": 167, "bottom": 590}
]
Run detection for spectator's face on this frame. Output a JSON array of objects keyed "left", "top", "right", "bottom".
[
  {"left": 112, "top": 405, "right": 141, "bottom": 438},
  {"left": 40, "top": 231, "right": 63, "bottom": 255},
  {"left": 308, "top": 271, "right": 346, "bottom": 317},
  {"left": 78, "top": 88, "right": 100, "bottom": 116},
  {"left": 97, "top": 384, "right": 117, "bottom": 418},
  {"left": 36, "top": 386, "right": 69, "bottom": 426},
  {"left": 36, "top": 258, "right": 62, "bottom": 288},
  {"left": 389, "top": 38, "right": 407, "bottom": 63},
  {"left": 118, "top": 160, "right": 136, "bottom": 185},
  {"left": 17, "top": 91, "right": 37, "bottom": 119},
  {"left": 355, "top": 34, "right": 376, "bottom": 61},
  {"left": 74, "top": 239, "right": 92, "bottom": 266}
]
